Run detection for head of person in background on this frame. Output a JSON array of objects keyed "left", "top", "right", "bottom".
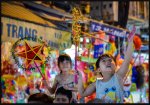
[
  {"left": 135, "top": 65, "right": 145, "bottom": 89},
  {"left": 53, "top": 86, "right": 73, "bottom": 103},
  {"left": 87, "top": 98, "right": 112, "bottom": 103},
  {"left": 27, "top": 93, "right": 53, "bottom": 103},
  {"left": 58, "top": 54, "right": 72, "bottom": 73}
]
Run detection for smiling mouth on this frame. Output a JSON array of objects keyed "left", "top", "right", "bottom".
[{"left": 124, "top": 83, "right": 131, "bottom": 87}]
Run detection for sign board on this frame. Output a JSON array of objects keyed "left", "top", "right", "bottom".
[
  {"left": 1, "top": 17, "right": 72, "bottom": 50},
  {"left": 90, "top": 21, "right": 129, "bottom": 37}
]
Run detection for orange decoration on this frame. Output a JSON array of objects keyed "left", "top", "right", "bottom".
[
  {"left": 94, "top": 30, "right": 105, "bottom": 45},
  {"left": 133, "top": 35, "right": 142, "bottom": 51},
  {"left": 85, "top": 92, "right": 96, "bottom": 103}
]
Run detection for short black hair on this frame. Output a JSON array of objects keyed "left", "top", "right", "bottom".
[
  {"left": 28, "top": 93, "right": 53, "bottom": 103},
  {"left": 136, "top": 65, "right": 145, "bottom": 89},
  {"left": 96, "top": 54, "right": 116, "bottom": 69},
  {"left": 58, "top": 54, "right": 72, "bottom": 67},
  {"left": 55, "top": 86, "right": 72, "bottom": 101}
]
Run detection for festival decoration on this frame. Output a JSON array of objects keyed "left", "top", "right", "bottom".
[
  {"left": 15, "top": 75, "right": 28, "bottom": 87},
  {"left": 77, "top": 61, "right": 87, "bottom": 82},
  {"left": 72, "top": 7, "right": 83, "bottom": 45},
  {"left": 105, "top": 43, "right": 116, "bottom": 55},
  {"left": 11, "top": 37, "right": 51, "bottom": 78},
  {"left": 2, "top": 75, "right": 16, "bottom": 101},
  {"left": 72, "top": 7, "right": 84, "bottom": 83},
  {"left": 93, "top": 44, "right": 104, "bottom": 58},
  {"left": 94, "top": 30, "right": 106, "bottom": 45},
  {"left": 105, "top": 35, "right": 117, "bottom": 56},
  {"left": 116, "top": 54, "right": 124, "bottom": 66},
  {"left": 15, "top": 41, "right": 45, "bottom": 68},
  {"left": 1, "top": 60, "right": 18, "bottom": 76},
  {"left": 84, "top": 69, "right": 95, "bottom": 83},
  {"left": 72, "top": 7, "right": 111, "bottom": 87},
  {"left": 1, "top": 42, "right": 12, "bottom": 61},
  {"left": 2, "top": 74, "right": 15, "bottom": 80},
  {"left": 133, "top": 35, "right": 142, "bottom": 51},
  {"left": 72, "top": 7, "right": 109, "bottom": 66}
]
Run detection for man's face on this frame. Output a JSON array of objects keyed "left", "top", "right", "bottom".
[{"left": 53, "top": 94, "right": 70, "bottom": 103}]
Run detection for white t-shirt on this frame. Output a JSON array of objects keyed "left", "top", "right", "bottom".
[{"left": 96, "top": 73, "right": 124, "bottom": 103}]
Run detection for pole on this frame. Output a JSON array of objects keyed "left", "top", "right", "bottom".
[
  {"left": 74, "top": 43, "right": 78, "bottom": 84},
  {"left": 34, "top": 61, "right": 45, "bottom": 80}
]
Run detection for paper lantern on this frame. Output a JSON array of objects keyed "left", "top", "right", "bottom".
[
  {"left": 1, "top": 42, "right": 12, "bottom": 60},
  {"left": 94, "top": 30, "right": 105, "bottom": 45},
  {"left": 2, "top": 60, "right": 18, "bottom": 75},
  {"left": 15, "top": 75, "right": 27, "bottom": 87},
  {"left": 2, "top": 74, "right": 15, "bottom": 80},
  {"left": 133, "top": 35, "right": 142, "bottom": 51}
]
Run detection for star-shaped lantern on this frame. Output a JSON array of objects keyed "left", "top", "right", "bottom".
[{"left": 16, "top": 40, "right": 45, "bottom": 68}]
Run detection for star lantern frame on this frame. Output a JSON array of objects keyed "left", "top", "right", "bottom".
[{"left": 11, "top": 37, "right": 51, "bottom": 78}]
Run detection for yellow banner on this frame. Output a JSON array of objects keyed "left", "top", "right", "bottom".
[{"left": 1, "top": 17, "right": 72, "bottom": 50}]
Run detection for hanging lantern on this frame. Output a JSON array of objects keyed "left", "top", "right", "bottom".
[{"left": 133, "top": 35, "right": 142, "bottom": 51}]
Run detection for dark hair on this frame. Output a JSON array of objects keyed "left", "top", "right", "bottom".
[
  {"left": 28, "top": 93, "right": 53, "bottom": 103},
  {"left": 58, "top": 54, "right": 72, "bottom": 73},
  {"left": 55, "top": 87, "right": 72, "bottom": 102},
  {"left": 96, "top": 54, "right": 116, "bottom": 69},
  {"left": 87, "top": 98, "right": 113, "bottom": 103},
  {"left": 136, "top": 65, "right": 145, "bottom": 89},
  {"left": 87, "top": 98, "right": 105, "bottom": 103}
]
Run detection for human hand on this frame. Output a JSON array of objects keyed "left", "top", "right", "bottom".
[
  {"left": 42, "top": 79, "right": 48, "bottom": 87},
  {"left": 128, "top": 25, "right": 136, "bottom": 42}
]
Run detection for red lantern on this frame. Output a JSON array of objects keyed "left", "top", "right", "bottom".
[{"left": 133, "top": 35, "right": 142, "bottom": 51}]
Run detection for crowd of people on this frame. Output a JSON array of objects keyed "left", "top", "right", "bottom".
[
  {"left": 25, "top": 32, "right": 149, "bottom": 103},
  {"left": 2, "top": 26, "right": 147, "bottom": 103}
]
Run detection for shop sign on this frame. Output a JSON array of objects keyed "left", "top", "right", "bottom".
[
  {"left": 1, "top": 17, "right": 72, "bottom": 50},
  {"left": 90, "top": 21, "right": 130, "bottom": 37}
]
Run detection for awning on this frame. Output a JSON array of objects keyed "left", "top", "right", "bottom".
[
  {"left": 1, "top": 2, "right": 72, "bottom": 50},
  {"left": 22, "top": 1, "right": 72, "bottom": 19},
  {"left": 1, "top": 2, "right": 56, "bottom": 28},
  {"left": 31, "top": 10, "right": 64, "bottom": 22}
]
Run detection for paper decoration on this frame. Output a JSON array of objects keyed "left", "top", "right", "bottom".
[
  {"left": 11, "top": 37, "right": 51, "bottom": 71},
  {"left": 93, "top": 44, "right": 104, "bottom": 58},
  {"left": 16, "top": 41, "right": 45, "bottom": 68},
  {"left": 133, "top": 35, "right": 142, "bottom": 51}
]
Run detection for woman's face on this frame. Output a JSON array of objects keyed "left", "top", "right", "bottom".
[
  {"left": 98, "top": 57, "right": 116, "bottom": 74},
  {"left": 53, "top": 94, "right": 69, "bottom": 103},
  {"left": 59, "top": 60, "right": 71, "bottom": 72}
]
